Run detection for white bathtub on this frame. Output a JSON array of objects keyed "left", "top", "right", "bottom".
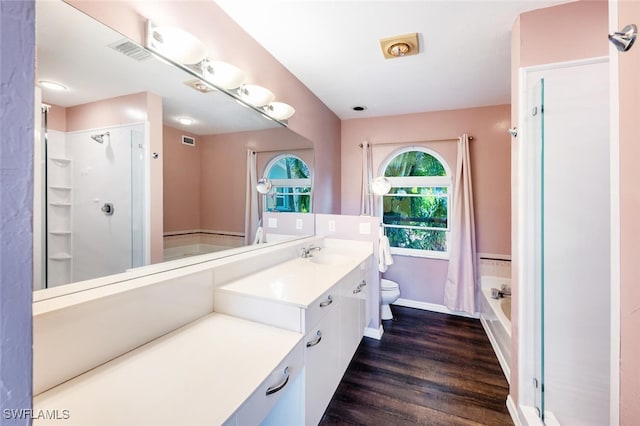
[
  {"left": 163, "top": 231, "right": 245, "bottom": 261},
  {"left": 479, "top": 276, "right": 511, "bottom": 383}
]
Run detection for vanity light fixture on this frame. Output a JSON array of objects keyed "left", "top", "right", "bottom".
[
  {"left": 146, "top": 21, "right": 207, "bottom": 65},
  {"left": 256, "top": 178, "right": 273, "bottom": 194},
  {"left": 264, "top": 102, "right": 295, "bottom": 121},
  {"left": 379, "top": 33, "right": 419, "bottom": 59},
  {"left": 201, "top": 60, "right": 246, "bottom": 90},
  {"left": 39, "top": 80, "right": 67, "bottom": 91},
  {"left": 238, "top": 84, "right": 275, "bottom": 107},
  {"left": 371, "top": 176, "right": 392, "bottom": 196}
]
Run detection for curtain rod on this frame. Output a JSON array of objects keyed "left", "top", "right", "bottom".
[
  {"left": 358, "top": 135, "right": 473, "bottom": 148},
  {"left": 251, "top": 147, "right": 313, "bottom": 154}
]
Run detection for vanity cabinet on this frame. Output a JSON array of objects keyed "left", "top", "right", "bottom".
[
  {"left": 214, "top": 253, "right": 372, "bottom": 426},
  {"left": 304, "top": 297, "right": 342, "bottom": 425},
  {"left": 338, "top": 268, "right": 367, "bottom": 376}
]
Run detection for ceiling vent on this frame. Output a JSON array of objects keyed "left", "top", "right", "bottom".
[
  {"left": 109, "top": 39, "right": 152, "bottom": 62},
  {"left": 379, "top": 33, "right": 419, "bottom": 59}
]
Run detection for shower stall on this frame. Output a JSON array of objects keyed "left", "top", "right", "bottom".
[
  {"left": 519, "top": 58, "right": 611, "bottom": 424},
  {"left": 36, "top": 105, "right": 148, "bottom": 289}
]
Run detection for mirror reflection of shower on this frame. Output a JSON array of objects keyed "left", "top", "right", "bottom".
[
  {"left": 35, "top": 101, "right": 149, "bottom": 290},
  {"left": 90, "top": 131, "right": 110, "bottom": 144}
]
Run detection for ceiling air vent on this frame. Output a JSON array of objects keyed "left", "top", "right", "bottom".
[{"left": 108, "top": 39, "right": 152, "bottom": 62}]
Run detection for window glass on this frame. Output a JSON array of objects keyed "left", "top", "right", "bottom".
[
  {"left": 381, "top": 148, "right": 450, "bottom": 257},
  {"left": 384, "top": 151, "right": 446, "bottom": 177},
  {"left": 266, "top": 156, "right": 310, "bottom": 180},
  {"left": 263, "top": 155, "right": 312, "bottom": 213}
]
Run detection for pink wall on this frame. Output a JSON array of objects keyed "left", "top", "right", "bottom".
[
  {"left": 510, "top": 0, "right": 608, "bottom": 408},
  {"left": 66, "top": 0, "right": 341, "bottom": 214},
  {"left": 340, "top": 105, "right": 511, "bottom": 306},
  {"left": 47, "top": 104, "right": 67, "bottom": 132},
  {"left": 617, "top": 1, "right": 640, "bottom": 421},
  {"left": 163, "top": 125, "right": 200, "bottom": 232},
  {"left": 519, "top": 1, "right": 608, "bottom": 67},
  {"left": 145, "top": 92, "right": 164, "bottom": 263},
  {"left": 199, "top": 133, "right": 246, "bottom": 233},
  {"left": 65, "top": 92, "right": 147, "bottom": 132}
]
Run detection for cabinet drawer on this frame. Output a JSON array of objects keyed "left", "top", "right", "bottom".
[
  {"left": 235, "top": 339, "right": 304, "bottom": 425},
  {"left": 302, "top": 286, "right": 339, "bottom": 333}
]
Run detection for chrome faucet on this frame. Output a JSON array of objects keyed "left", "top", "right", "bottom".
[{"left": 301, "top": 245, "right": 322, "bottom": 258}]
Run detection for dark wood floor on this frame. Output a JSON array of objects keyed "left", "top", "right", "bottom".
[{"left": 320, "top": 306, "right": 513, "bottom": 426}]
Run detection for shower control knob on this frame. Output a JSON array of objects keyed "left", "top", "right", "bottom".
[{"left": 101, "top": 203, "right": 114, "bottom": 216}]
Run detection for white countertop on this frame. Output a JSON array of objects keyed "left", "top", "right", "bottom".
[
  {"left": 217, "top": 242, "right": 373, "bottom": 308},
  {"left": 34, "top": 313, "right": 302, "bottom": 426}
]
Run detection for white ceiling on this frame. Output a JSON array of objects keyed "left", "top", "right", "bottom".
[{"left": 214, "top": 0, "right": 570, "bottom": 120}]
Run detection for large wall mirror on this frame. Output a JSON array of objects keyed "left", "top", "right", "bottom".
[{"left": 34, "top": 0, "right": 314, "bottom": 296}]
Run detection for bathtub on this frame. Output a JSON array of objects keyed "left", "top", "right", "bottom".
[
  {"left": 163, "top": 231, "right": 244, "bottom": 261},
  {"left": 479, "top": 276, "right": 511, "bottom": 383}
]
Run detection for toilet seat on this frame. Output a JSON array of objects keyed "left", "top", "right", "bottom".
[{"left": 381, "top": 279, "right": 399, "bottom": 290}]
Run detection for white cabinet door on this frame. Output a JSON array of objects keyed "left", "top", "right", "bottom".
[
  {"left": 338, "top": 270, "right": 365, "bottom": 375},
  {"left": 304, "top": 308, "right": 341, "bottom": 426}
]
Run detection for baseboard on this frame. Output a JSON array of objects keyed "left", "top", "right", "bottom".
[
  {"left": 394, "top": 298, "right": 480, "bottom": 319},
  {"left": 364, "top": 325, "right": 384, "bottom": 340},
  {"left": 506, "top": 395, "right": 521, "bottom": 426},
  {"left": 480, "top": 316, "right": 510, "bottom": 383}
]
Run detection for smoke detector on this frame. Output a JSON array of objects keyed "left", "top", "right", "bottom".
[{"left": 379, "top": 33, "right": 419, "bottom": 59}]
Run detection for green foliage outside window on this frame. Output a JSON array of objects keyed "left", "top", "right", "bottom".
[
  {"left": 265, "top": 156, "right": 311, "bottom": 213},
  {"left": 384, "top": 151, "right": 446, "bottom": 177},
  {"left": 382, "top": 150, "right": 449, "bottom": 253}
]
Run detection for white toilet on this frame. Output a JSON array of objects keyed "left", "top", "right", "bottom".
[{"left": 381, "top": 279, "right": 400, "bottom": 320}]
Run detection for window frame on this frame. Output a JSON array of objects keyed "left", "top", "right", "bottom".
[
  {"left": 378, "top": 147, "right": 452, "bottom": 259},
  {"left": 262, "top": 153, "right": 313, "bottom": 213}
]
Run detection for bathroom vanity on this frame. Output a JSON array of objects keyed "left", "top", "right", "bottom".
[
  {"left": 32, "top": 237, "right": 373, "bottom": 425},
  {"left": 215, "top": 239, "right": 371, "bottom": 425}
]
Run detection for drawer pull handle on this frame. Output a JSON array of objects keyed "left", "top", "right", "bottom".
[
  {"left": 306, "top": 330, "right": 322, "bottom": 348},
  {"left": 266, "top": 366, "right": 290, "bottom": 396},
  {"left": 319, "top": 295, "right": 333, "bottom": 308},
  {"left": 358, "top": 280, "right": 367, "bottom": 288},
  {"left": 353, "top": 288, "right": 362, "bottom": 294}
]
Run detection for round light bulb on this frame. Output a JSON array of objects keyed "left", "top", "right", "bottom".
[{"left": 371, "top": 176, "right": 392, "bottom": 195}]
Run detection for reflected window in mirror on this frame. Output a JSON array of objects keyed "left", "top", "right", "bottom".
[{"left": 263, "top": 154, "right": 311, "bottom": 213}]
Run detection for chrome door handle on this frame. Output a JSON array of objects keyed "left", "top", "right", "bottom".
[
  {"left": 353, "top": 288, "right": 362, "bottom": 294},
  {"left": 319, "top": 295, "right": 333, "bottom": 308},
  {"left": 265, "top": 366, "right": 290, "bottom": 396},
  {"left": 358, "top": 280, "right": 367, "bottom": 289},
  {"left": 306, "top": 330, "right": 322, "bottom": 348}
]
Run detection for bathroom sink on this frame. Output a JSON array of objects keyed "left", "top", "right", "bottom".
[{"left": 308, "top": 253, "right": 351, "bottom": 266}]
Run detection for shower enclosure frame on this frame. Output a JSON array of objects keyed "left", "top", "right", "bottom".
[{"left": 516, "top": 56, "right": 616, "bottom": 426}]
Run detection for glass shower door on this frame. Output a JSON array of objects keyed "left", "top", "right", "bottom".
[{"left": 531, "top": 77, "right": 545, "bottom": 420}]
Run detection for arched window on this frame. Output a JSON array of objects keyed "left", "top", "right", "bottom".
[
  {"left": 263, "top": 154, "right": 312, "bottom": 213},
  {"left": 380, "top": 147, "right": 451, "bottom": 258}
]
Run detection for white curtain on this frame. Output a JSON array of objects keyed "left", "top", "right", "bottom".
[
  {"left": 244, "top": 149, "right": 259, "bottom": 245},
  {"left": 444, "top": 134, "right": 477, "bottom": 314},
  {"left": 360, "top": 141, "right": 374, "bottom": 215}
]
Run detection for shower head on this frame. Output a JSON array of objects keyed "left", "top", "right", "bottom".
[{"left": 90, "top": 132, "right": 110, "bottom": 144}]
